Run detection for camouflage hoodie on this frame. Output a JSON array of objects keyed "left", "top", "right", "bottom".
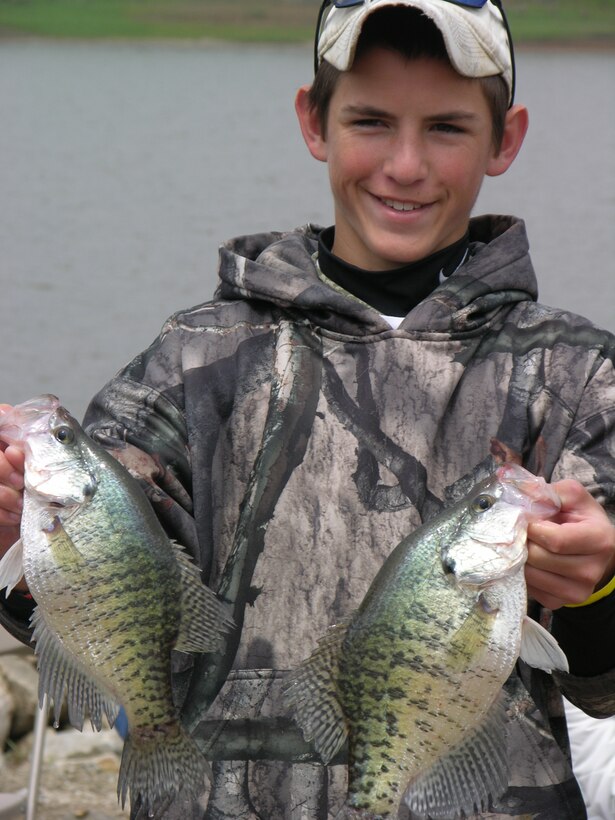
[{"left": 3, "top": 215, "right": 615, "bottom": 818}]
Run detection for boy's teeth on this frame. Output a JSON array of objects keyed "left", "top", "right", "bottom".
[{"left": 383, "top": 199, "right": 421, "bottom": 211}]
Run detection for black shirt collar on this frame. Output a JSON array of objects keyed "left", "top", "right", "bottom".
[{"left": 317, "top": 227, "right": 469, "bottom": 317}]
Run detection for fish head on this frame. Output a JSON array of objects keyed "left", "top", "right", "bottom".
[
  {"left": 0, "top": 395, "right": 97, "bottom": 508},
  {"left": 441, "top": 464, "right": 561, "bottom": 589}
]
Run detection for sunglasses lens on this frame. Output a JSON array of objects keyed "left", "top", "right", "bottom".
[
  {"left": 335, "top": 0, "right": 488, "bottom": 5},
  {"left": 448, "top": 0, "right": 488, "bottom": 7}
]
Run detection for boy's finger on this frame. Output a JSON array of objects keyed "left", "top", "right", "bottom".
[{"left": 0, "top": 446, "right": 25, "bottom": 480}]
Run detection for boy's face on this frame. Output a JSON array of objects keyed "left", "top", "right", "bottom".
[{"left": 304, "top": 48, "right": 507, "bottom": 270}]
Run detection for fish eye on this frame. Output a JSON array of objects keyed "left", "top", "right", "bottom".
[
  {"left": 471, "top": 493, "right": 495, "bottom": 513},
  {"left": 53, "top": 425, "right": 74, "bottom": 445}
]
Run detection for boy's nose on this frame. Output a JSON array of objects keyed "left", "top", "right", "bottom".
[{"left": 383, "top": 135, "right": 428, "bottom": 184}]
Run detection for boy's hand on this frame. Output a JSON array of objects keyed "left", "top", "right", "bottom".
[
  {"left": 526, "top": 479, "right": 615, "bottom": 611},
  {"left": 0, "top": 404, "right": 25, "bottom": 566}
]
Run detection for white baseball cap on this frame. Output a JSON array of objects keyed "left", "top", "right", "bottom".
[{"left": 314, "top": 0, "right": 516, "bottom": 105}]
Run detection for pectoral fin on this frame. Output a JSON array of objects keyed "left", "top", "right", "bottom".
[
  {"left": 0, "top": 538, "right": 25, "bottom": 596},
  {"left": 43, "top": 517, "right": 87, "bottom": 569},
  {"left": 448, "top": 602, "right": 493, "bottom": 672},
  {"left": 520, "top": 615, "right": 569, "bottom": 673}
]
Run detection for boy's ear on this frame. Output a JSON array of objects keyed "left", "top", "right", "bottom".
[
  {"left": 486, "top": 104, "right": 529, "bottom": 177},
  {"left": 295, "top": 85, "right": 328, "bottom": 162}
]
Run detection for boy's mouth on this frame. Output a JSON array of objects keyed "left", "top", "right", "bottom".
[{"left": 380, "top": 197, "right": 425, "bottom": 212}]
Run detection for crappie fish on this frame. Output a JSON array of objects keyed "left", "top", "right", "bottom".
[
  {"left": 285, "top": 464, "right": 569, "bottom": 820},
  {"left": 0, "top": 395, "right": 233, "bottom": 816}
]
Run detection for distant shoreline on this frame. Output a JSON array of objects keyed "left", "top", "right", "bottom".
[
  {"left": 0, "top": 0, "right": 613, "bottom": 48},
  {"left": 516, "top": 38, "right": 615, "bottom": 53},
  {"left": 0, "top": 31, "right": 613, "bottom": 52}
]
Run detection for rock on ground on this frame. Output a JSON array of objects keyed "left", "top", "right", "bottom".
[
  {"left": 1, "top": 649, "right": 129, "bottom": 818},
  {"left": 1, "top": 724, "right": 129, "bottom": 820},
  {"left": 0, "top": 652, "right": 39, "bottom": 739}
]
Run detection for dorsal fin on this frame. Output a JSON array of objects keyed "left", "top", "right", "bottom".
[{"left": 171, "top": 542, "right": 234, "bottom": 654}]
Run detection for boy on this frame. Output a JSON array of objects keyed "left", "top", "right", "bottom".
[{"left": 1, "top": 1, "right": 614, "bottom": 817}]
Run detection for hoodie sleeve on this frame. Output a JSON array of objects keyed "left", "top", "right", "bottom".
[
  {"left": 0, "top": 590, "right": 36, "bottom": 646},
  {"left": 82, "top": 330, "right": 201, "bottom": 569}
]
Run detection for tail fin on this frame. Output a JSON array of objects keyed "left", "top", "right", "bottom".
[{"left": 118, "top": 721, "right": 208, "bottom": 817}]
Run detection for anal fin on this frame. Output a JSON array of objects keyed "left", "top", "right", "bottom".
[
  {"left": 404, "top": 693, "right": 509, "bottom": 819},
  {"left": 31, "top": 607, "right": 119, "bottom": 730}
]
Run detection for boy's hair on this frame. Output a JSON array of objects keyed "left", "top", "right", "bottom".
[{"left": 308, "top": 8, "right": 509, "bottom": 153}]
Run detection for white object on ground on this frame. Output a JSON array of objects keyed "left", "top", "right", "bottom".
[{"left": 565, "top": 697, "right": 615, "bottom": 820}]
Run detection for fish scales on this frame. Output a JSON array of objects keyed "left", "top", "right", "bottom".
[
  {"left": 0, "top": 395, "right": 234, "bottom": 816},
  {"left": 285, "top": 464, "right": 568, "bottom": 819},
  {"left": 22, "top": 443, "right": 182, "bottom": 730}
]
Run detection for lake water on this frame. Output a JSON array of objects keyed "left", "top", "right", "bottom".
[{"left": 1, "top": 40, "right": 614, "bottom": 420}]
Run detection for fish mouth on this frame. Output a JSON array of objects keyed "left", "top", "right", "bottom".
[
  {"left": 0, "top": 394, "right": 60, "bottom": 445},
  {"left": 495, "top": 464, "right": 561, "bottom": 519}
]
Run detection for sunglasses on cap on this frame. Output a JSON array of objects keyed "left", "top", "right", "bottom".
[{"left": 313, "top": 0, "right": 516, "bottom": 105}]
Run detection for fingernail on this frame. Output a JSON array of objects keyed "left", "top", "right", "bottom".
[{"left": 8, "top": 472, "right": 23, "bottom": 488}]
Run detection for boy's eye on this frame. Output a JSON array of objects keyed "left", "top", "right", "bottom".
[
  {"left": 432, "top": 122, "right": 464, "bottom": 134},
  {"left": 353, "top": 118, "right": 386, "bottom": 128}
]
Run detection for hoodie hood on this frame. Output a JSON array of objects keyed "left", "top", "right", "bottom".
[{"left": 215, "top": 215, "right": 537, "bottom": 337}]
